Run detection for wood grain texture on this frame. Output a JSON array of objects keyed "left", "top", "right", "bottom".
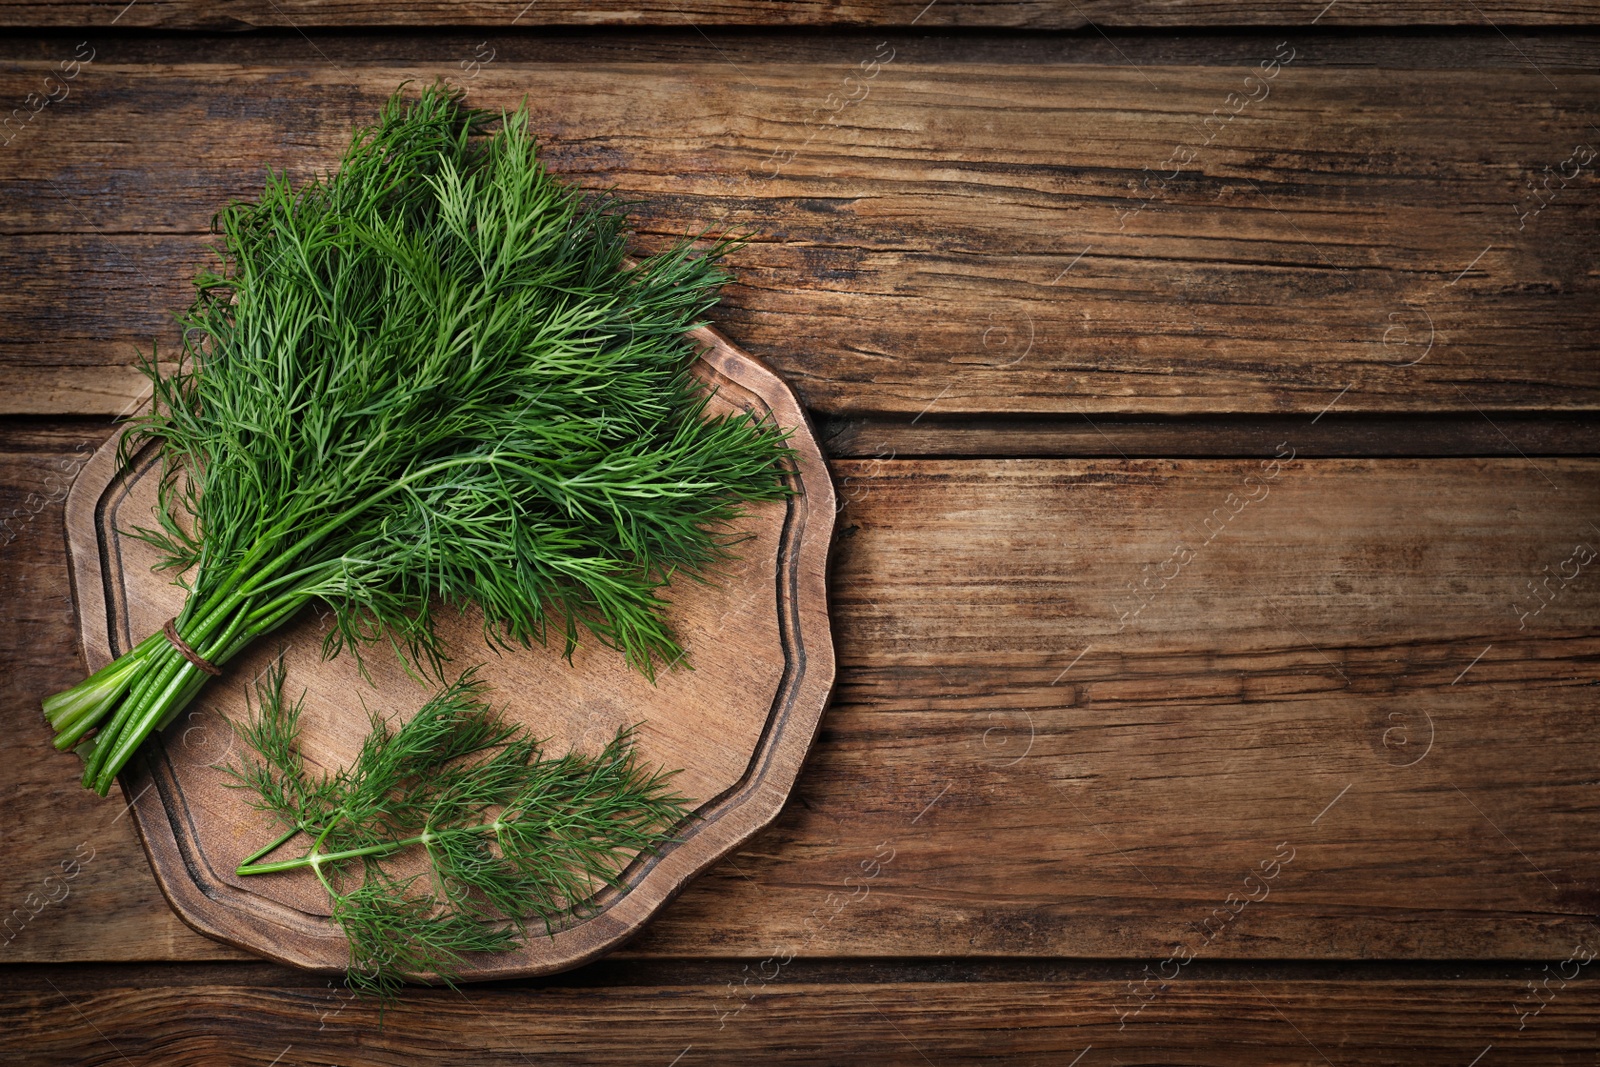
[
  {"left": 633, "top": 455, "right": 1600, "bottom": 962},
  {"left": 9, "top": 427, "right": 1598, "bottom": 965},
  {"left": 54, "top": 330, "right": 837, "bottom": 980},
  {"left": 5, "top": 961, "right": 1599, "bottom": 1066},
  {"left": 0, "top": 7, "right": 1595, "bottom": 1057},
  {"left": 7, "top": 30, "right": 1600, "bottom": 70},
  {"left": 3, "top": 0, "right": 1599, "bottom": 29},
  {"left": 821, "top": 413, "right": 1600, "bottom": 458},
  {"left": 2, "top": 58, "right": 1597, "bottom": 417}
]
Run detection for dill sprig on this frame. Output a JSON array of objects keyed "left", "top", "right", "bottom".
[
  {"left": 230, "top": 661, "right": 692, "bottom": 997},
  {"left": 42, "top": 82, "right": 792, "bottom": 794}
]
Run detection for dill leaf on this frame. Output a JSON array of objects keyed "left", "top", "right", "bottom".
[{"left": 229, "top": 660, "right": 693, "bottom": 997}]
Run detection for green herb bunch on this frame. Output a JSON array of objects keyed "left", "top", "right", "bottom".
[
  {"left": 42, "top": 83, "right": 792, "bottom": 794},
  {"left": 230, "top": 662, "right": 692, "bottom": 996}
]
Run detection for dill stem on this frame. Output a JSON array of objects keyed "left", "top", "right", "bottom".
[
  {"left": 82, "top": 645, "right": 185, "bottom": 789},
  {"left": 231, "top": 451, "right": 532, "bottom": 604},
  {"left": 93, "top": 608, "right": 252, "bottom": 792},
  {"left": 243, "top": 589, "right": 315, "bottom": 632},
  {"left": 82, "top": 589, "right": 237, "bottom": 757},
  {"left": 44, "top": 636, "right": 162, "bottom": 740},
  {"left": 84, "top": 590, "right": 258, "bottom": 794},
  {"left": 238, "top": 824, "right": 304, "bottom": 868},
  {"left": 236, "top": 824, "right": 490, "bottom": 877},
  {"left": 66, "top": 570, "right": 313, "bottom": 794}
]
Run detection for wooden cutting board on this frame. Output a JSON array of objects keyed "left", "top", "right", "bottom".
[{"left": 60, "top": 327, "right": 836, "bottom": 981}]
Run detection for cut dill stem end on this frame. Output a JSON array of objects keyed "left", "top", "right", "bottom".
[
  {"left": 228, "top": 660, "right": 695, "bottom": 995},
  {"left": 42, "top": 80, "right": 794, "bottom": 795}
]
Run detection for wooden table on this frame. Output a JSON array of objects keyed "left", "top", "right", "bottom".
[{"left": 4, "top": 5, "right": 1599, "bottom": 1063}]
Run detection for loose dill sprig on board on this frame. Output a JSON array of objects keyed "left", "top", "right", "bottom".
[
  {"left": 230, "top": 661, "right": 693, "bottom": 997},
  {"left": 42, "top": 82, "right": 793, "bottom": 794}
]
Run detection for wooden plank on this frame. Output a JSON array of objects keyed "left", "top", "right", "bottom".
[
  {"left": 821, "top": 413, "right": 1600, "bottom": 458},
  {"left": 5, "top": 962, "right": 1599, "bottom": 1066},
  {"left": 0, "top": 365, "right": 153, "bottom": 417},
  {"left": 2, "top": 62, "right": 1598, "bottom": 418},
  {"left": 5, "top": 428, "right": 1598, "bottom": 964},
  {"left": 2, "top": 0, "right": 1598, "bottom": 30},
  {"left": 6, "top": 30, "right": 1600, "bottom": 70}
]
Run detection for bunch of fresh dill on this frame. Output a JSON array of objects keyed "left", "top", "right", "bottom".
[
  {"left": 43, "top": 83, "right": 792, "bottom": 794},
  {"left": 229, "top": 662, "right": 691, "bottom": 995}
]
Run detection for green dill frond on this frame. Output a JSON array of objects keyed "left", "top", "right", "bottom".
[
  {"left": 227, "top": 657, "right": 317, "bottom": 830},
  {"left": 229, "top": 664, "right": 694, "bottom": 996}
]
